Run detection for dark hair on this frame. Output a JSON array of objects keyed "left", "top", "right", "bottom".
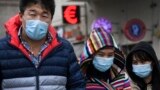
[
  {"left": 19, "top": 0, "right": 55, "bottom": 17},
  {"left": 130, "top": 51, "right": 160, "bottom": 90},
  {"left": 126, "top": 42, "right": 160, "bottom": 90},
  {"left": 132, "top": 50, "right": 152, "bottom": 62}
]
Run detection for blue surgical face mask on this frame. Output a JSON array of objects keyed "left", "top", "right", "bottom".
[
  {"left": 25, "top": 20, "right": 49, "bottom": 40},
  {"left": 93, "top": 56, "right": 114, "bottom": 72},
  {"left": 132, "top": 63, "right": 152, "bottom": 78}
]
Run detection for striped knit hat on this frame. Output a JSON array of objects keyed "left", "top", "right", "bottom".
[
  {"left": 80, "top": 28, "right": 125, "bottom": 73},
  {"left": 80, "top": 28, "right": 118, "bottom": 61}
]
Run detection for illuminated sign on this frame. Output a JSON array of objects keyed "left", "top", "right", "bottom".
[
  {"left": 91, "top": 17, "right": 112, "bottom": 33},
  {"left": 62, "top": 5, "right": 80, "bottom": 24},
  {"left": 124, "top": 18, "right": 146, "bottom": 41}
]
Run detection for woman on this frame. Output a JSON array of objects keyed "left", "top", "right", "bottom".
[
  {"left": 126, "top": 42, "right": 160, "bottom": 90},
  {"left": 80, "top": 28, "right": 131, "bottom": 90}
]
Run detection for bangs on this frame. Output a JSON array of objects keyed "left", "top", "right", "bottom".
[{"left": 132, "top": 51, "right": 152, "bottom": 62}]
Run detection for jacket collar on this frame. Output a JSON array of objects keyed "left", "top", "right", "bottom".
[{"left": 4, "top": 14, "right": 60, "bottom": 60}]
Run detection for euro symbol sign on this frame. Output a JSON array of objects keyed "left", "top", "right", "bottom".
[{"left": 64, "top": 6, "right": 79, "bottom": 24}]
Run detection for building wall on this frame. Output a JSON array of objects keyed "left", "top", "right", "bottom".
[
  {"left": 0, "top": 0, "right": 19, "bottom": 37},
  {"left": 52, "top": 0, "right": 68, "bottom": 26},
  {"left": 52, "top": 0, "right": 88, "bottom": 57},
  {"left": 1, "top": 0, "right": 159, "bottom": 59},
  {"left": 86, "top": 0, "right": 160, "bottom": 59}
]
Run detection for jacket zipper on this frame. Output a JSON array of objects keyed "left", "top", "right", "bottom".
[
  {"left": 9, "top": 36, "right": 63, "bottom": 90},
  {"left": 36, "top": 69, "right": 39, "bottom": 90},
  {"left": 35, "top": 42, "right": 63, "bottom": 90}
]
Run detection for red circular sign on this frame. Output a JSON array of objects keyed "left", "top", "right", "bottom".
[{"left": 124, "top": 18, "right": 146, "bottom": 41}]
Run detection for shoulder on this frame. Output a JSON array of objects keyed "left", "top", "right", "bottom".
[
  {"left": 58, "top": 37, "right": 71, "bottom": 46},
  {"left": 0, "top": 36, "right": 8, "bottom": 43},
  {"left": 0, "top": 36, "right": 10, "bottom": 49},
  {"left": 58, "top": 36, "right": 74, "bottom": 52}
]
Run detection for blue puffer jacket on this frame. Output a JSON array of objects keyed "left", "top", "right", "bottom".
[{"left": 0, "top": 15, "right": 85, "bottom": 90}]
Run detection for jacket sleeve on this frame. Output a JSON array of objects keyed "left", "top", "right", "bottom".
[{"left": 66, "top": 47, "right": 86, "bottom": 90}]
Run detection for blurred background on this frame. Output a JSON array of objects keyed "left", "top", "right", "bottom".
[{"left": 0, "top": 0, "right": 160, "bottom": 60}]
